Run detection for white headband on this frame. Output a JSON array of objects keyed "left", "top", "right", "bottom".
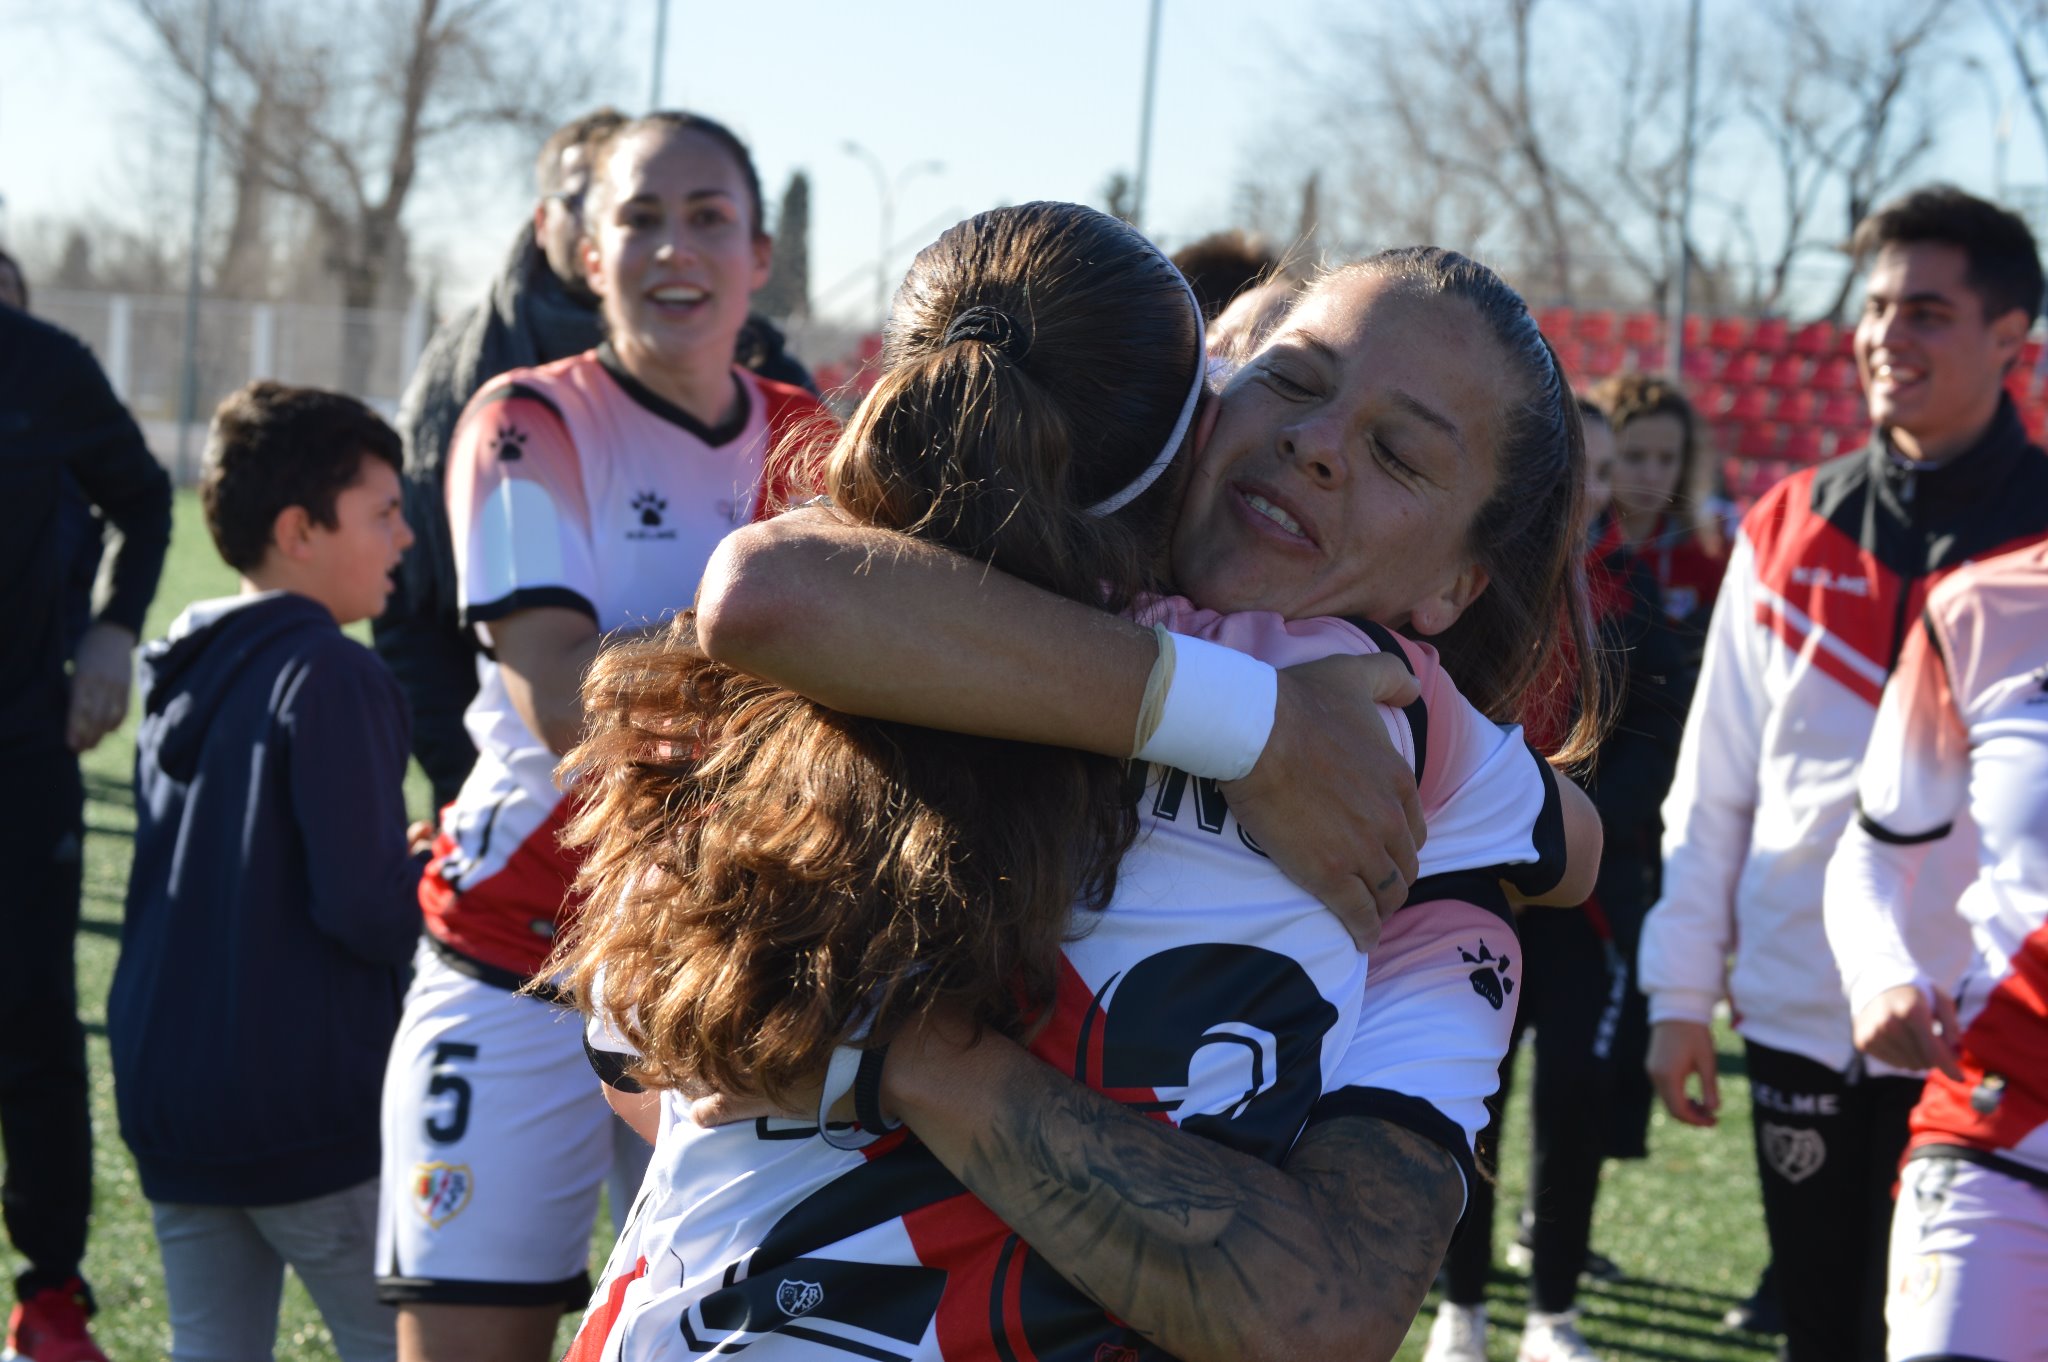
[{"left": 1086, "top": 276, "right": 1209, "bottom": 517}]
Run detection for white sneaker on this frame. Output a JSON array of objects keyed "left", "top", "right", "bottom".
[
  {"left": 1424, "top": 1302, "right": 1488, "bottom": 1362},
  {"left": 1518, "top": 1309, "right": 1599, "bottom": 1362}
]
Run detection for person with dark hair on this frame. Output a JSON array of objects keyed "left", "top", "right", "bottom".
[
  {"left": 374, "top": 110, "right": 832, "bottom": 1362},
  {"left": 1425, "top": 401, "right": 1646, "bottom": 1359},
  {"left": 1589, "top": 372, "right": 1728, "bottom": 639},
  {"left": 0, "top": 297, "right": 170, "bottom": 1362},
  {"left": 1643, "top": 183, "right": 2048, "bottom": 1362},
  {"left": 561, "top": 239, "right": 1607, "bottom": 1362},
  {"left": 1171, "top": 227, "right": 1279, "bottom": 322},
  {"left": 0, "top": 248, "right": 27, "bottom": 311},
  {"left": 374, "top": 108, "right": 817, "bottom": 811},
  {"left": 108, "top": 382, "right": 423, "bottom": 1362}
]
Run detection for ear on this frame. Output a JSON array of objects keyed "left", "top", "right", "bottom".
[
  {"left": 582, "top": 233, "right": 606, "bottom": 299},
  {"left": 1407, "top": 560, "right": 1490, "bottom": 637},
  {"left": 749, "top": 232, "right": 773, "bottom": 293},
  {"left": 1990, "top": 305, "right": 2030, "bottom": 372},
  {"left": 1191, "top": 390, "right": 1221, "bottom": 454},
  {"left": 533, "top": 199, "right": 550, "bottom": 242},
  {"left": 270, "top": 504, "right": 317, "bottom": 562}
]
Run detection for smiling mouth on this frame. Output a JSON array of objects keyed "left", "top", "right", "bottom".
[
  {"left": 1236, "top": 485, "right": 1302, "bottom": 532},
  {"left": 648, "top": 284, "right": 709, "bottom": 311},
  {"left": 1872, "top": 361, "right": 1925, "bottom": 389}
]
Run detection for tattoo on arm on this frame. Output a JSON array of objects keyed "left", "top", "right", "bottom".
[{"left": 946, "top": 1061, "right": 1464, "bottom": 1362}]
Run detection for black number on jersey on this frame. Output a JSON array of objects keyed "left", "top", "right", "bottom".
[{"left": 424, "top": 1041, "right": 480, "bottom": 1145}]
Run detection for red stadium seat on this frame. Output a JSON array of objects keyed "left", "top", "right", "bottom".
[
  {"left": 2021, "top": 338, "right": 2042, "bottom": 372},
  {"left": 1826, "top": 425, "right": 1869, "bottom": 457},
  {"left": 1739, "top": 423, "right": 1782, "bottom": 458},
  {"left": 1718, "top": 351, "right": 1761, "bottom": 385},
  {"left": 1782, "top": 427, "right": 1823, "bottom": 463},
  {"left": 1551, "top": 335, "right": 1585, "bottom": 376},
  {"left": 1582, "top": 343, "right": 1626, "bottom": 377},
  {"left": 1770, "top": 390, "right": 1816, "bottom": 424},
  {"left": 1836, "top": 325, "right": 1859, "bottom": 356},
  {"left": 1683, "top": 315, "right": 1707, "bottom": 346},
  {"left": 1537, "top": 306, "right": 1574, "bottom": 340},
  {"left": 1692, "top": 382, "right": 1732, "bottom": 417},
  {"left": 1820, "top": 392, "right": 1867, "bottom": 427},
  {"left": 1814, "top": 356, "right": 1858, "bottom": 391},
  {"left": 1765, "top": 353, "right": 1808, "bottom": 388},
  {"left": 1727, "top": 387, "right": 1770, "bottom": 423},
  {"left": 1574, "top": 310, "right": 1618, "bottom": 344},
  {"left": 1623, "top": 313, "right": 1662, "bottom": 347},
  {"left": 1681, "top": 347, "right": 1717, "bottom": 385},
  {"left": 1791, "top": 321, "right": 1835, "bottom": 355},
  {"left": 1707, "top": 317, "right": 1749, "bottom": 350},
  {"left": 1748, "top": 317, "right": 1788, "bottom": 352},
  {"left": 1627, "top": 344, "right": 1663, "bottom": 374}
]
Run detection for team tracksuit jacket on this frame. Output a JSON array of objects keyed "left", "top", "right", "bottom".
[{"left": 1639, "top": 395, "right": 2048, "bottom": 1071}]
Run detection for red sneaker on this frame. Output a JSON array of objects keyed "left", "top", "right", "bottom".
[{"left": 5, "top": 1280, "right": 107, "bottom": 1362}]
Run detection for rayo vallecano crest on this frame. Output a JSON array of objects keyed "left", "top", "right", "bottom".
[
  {"left": 1760, "top": 1122, "right": 1826, "bottom": 1184},
  {"left": 413, "top": 1162, "right": 473, "bottom": 1227},
  {"left": 775, "top": 1279, "right": 824, "bottom": 1318}
]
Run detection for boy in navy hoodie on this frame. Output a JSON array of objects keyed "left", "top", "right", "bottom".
[{"left": 110, "top": 382, "right": 425, "bottom": 1362}]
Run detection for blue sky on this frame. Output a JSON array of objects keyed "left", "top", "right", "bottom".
[
  {"left": 0, "top": 0, "right": 1334, "bottom": 320},
  {"left": 0, "top": 0, "right": 2032, "bottom": 323}
]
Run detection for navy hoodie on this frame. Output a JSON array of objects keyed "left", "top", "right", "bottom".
[{"left": 110, "top": 591, "right": 424, "bottom": 1206}]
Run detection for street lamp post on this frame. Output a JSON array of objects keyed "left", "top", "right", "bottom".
[{"left": 843, "top": 141, "right": 943, "bottom": 324}]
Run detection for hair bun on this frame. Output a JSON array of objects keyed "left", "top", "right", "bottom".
[{"left": 940, "top": 305, "right": 1031, "bottom": 362}]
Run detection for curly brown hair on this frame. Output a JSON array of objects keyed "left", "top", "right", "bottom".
[
  {"left": 1589, "top": 371, "right": 1725, "bottom": 558},
  {"left": 553, "top": 202, "right": 1204, "bottom": 1100}
]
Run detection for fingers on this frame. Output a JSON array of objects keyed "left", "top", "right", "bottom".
[
  {"left": 1321, "top": 878, "right": 1383, "bottom": 952},
  {"left": 1355, "top": 653, "right": 1422, "bottom": 708},
  {"left": 1696, "top": 1045, "right": 1721, "bottom": 1118},
  {"left": 1929, "top": 991, "right": 1966, "bottom": 1082}
]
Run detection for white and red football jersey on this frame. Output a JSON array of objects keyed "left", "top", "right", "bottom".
[
  {"left": 1824, "top": 541, "right": 2048, "bottom": 1179},
  {"left": 568, "top": 602, "right": 1565, "bottom": 1361},
  {"left": 420, "top": 347, "right": 826, "bottom": 977}
]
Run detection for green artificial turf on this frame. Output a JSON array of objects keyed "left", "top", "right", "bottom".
[{"left": 6, "top": 491, "right": 1780, "bottom": 1361}]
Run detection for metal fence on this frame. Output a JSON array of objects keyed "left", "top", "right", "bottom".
[{"left": 36, "top": 290, "right": 428, "bottom": 483}]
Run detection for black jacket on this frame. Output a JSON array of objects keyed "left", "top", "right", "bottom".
[
  {"left": 111, "top": 593, "right": 423, "bottom": 1206},
  {"left": 0, "top": 305, "right": 171, "bottom": 752}
]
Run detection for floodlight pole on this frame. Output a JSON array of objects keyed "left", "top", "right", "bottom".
[
  {"left": 1664, "top": 0, "right": 1702, "bottom": 379},
  {"left": 176, "top": 0, "right": 222, "bottom": 476},
  {"left": 650, "top": 0, "right": 670, "bottom": 107},
  {"left": 1133, "top": 0, "right": 1163, "bottom": 228}
]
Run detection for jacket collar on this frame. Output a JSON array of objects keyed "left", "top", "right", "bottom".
[{"left": 1869, "top": 393, "right": 2033, "bottom": 518}]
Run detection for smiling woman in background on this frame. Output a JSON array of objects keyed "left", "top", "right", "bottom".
[{"left": 372, "top": 111, "right": 830, "bottom": 1362}]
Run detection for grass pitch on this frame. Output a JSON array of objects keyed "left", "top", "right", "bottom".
[{"left": 5, "top": 492, "right": 1780, "bottom": 1361}]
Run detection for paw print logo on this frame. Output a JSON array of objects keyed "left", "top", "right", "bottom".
[
  {"left": 489, "top": 426, "right": 527, "bottom": 462},
  {"left": 632, "top": 490, "right": 667, "bottom": 527},
  {"left": 1459, "top": 940, "right": 1514, "bottom": 1011}
]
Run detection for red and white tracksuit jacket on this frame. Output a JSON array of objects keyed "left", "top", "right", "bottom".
[{"left": 1639, "top": 397, "right": 2048, "bottom": 1072}]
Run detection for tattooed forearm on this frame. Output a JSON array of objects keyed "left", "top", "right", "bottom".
[{"left": 907, "top": 1041, "right": 1464, "bottom": 1362}]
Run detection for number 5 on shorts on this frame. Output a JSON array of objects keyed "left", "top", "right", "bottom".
[{"left": 424, "top": 1041, "right": 479, "bottom": 1144}]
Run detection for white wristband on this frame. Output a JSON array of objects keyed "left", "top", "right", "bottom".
[{"left": 1132, "top": 632, "right": 1279, "bottom": 781}]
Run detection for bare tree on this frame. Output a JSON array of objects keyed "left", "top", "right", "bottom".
[
  {"left": 1249, "top": 0, "right": 1718, "bottom": 309},
  {"left": 128, "top": 0, "right": 608, "bottom": 388},
  {"left": 1732, "top": 0, "right": 1953, "bottom": 318},
  {"left": 1979, "top": 0, "right": 2048, "bottom": 171},
  {"left": 758, "top": 171, "right": 812, "bottom": 324}
]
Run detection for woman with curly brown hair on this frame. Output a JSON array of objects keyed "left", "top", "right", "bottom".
[
  {"left": 1589, "top": 371, "right": 1731, "bottom": 637},
  {"left": 559, "top": 223, "right": 1606, "bottom": 1362}
]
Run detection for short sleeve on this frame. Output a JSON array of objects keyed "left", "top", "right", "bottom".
[
  {"left": 445, "top": 383, "right": 599, "bottom": 639},
  {"left": 1306, "top": 898, "right": 1522, "bottom": 1209},
  {"left": 1856, "top": 611, "right": 1970, "bottom": 844},
  {"left": 1399, "top": 640, "right": 1566, "bottom": 896}
]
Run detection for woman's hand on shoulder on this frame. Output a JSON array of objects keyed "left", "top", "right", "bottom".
[{"left": 1222, "top": 653, "right": 1424, "bottom": 951}]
